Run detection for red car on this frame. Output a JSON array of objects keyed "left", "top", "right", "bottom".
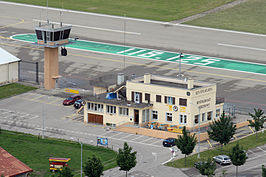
[{"left": 63, "top": 95, "right": 81, "bottom": 105}]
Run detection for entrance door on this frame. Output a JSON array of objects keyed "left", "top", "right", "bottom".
[{"left": 134, "top": 109, "right": 139, "bottom": 125}]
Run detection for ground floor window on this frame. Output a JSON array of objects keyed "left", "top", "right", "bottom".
[
  {"left": 119, "top": 107, "right": 128, "bottom": 116},
  {"left": 207, "top": 111, "right": 213, "bottom": 120},
  {"left": 179, "top": 114, "right": 187, "bottom": 124},
  {"left": 107, "top": 105, "right": 116, "bottom": 114},
  {"left": 142, "top": 109, "right": 150, "bottom": 123},
  {"left": 166, "top": 112, "right": 172, "bottom": 122},
  {"left": 194, "top": 115, "right": 199, "bottom": 124},
  {"left": 216, "top": 109, "right": 220, "bottom": 118},
  {"left": 87, "top": 102, "right": 103, "bottom": 112},
  {"left": 202, "top": 113, "right": 206, "bottom": 122},
  {"left": 152, "top": 110, "right": 158, "bottom": 120}
]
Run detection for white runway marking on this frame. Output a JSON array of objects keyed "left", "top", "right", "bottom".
[
  {"left": 139, "top": 137, "right": 154, "bottom": 143},
  {"left": 217, "top": 43, "right": 266, "bottom": 52},
  {"left": 33, "top": 19, "right": 141, "bottom": 35}
]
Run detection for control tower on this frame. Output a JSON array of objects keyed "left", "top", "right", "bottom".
[{"left": 34, "top": 21, "right": 72, "bottom": 90}]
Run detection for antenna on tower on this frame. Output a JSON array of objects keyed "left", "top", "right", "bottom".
[
  {"left": 46, "top": 0, "right": 49, "bottom": 24},
  {"left": 177, "top": 52, "right": 185, "bottom": 79}
]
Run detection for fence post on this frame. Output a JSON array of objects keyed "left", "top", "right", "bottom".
[{"left": 36, "top": 62, "right": 39, "bottom": 84}]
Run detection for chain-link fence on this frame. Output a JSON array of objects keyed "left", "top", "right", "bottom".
[{"left": 18, "top": 61, "right": 39, "bottom": 84}]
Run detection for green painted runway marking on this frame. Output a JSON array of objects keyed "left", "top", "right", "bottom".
[{"left": 11, "top": 34, "right": 266, "bottom": 75}]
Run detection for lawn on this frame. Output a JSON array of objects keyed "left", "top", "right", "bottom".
[
  {"left": 0, "top": 130, "right": 117, "bottom": 177},
  {"left": 167, "top": 131, "right": 266, "bottom": 168},
  {"left": 0, "top": 83, "right": 37, "bottom": 99},
  {"left": 185, "top": 0, "right": 266, "bottom": 34},
  {"left": 2, "top": 0, "right": 235, "bottom": 21}
]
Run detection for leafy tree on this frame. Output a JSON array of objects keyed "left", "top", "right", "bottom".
[
  {"left": 196, "top": 158, "right": 216, "bottom": 177},
  {"left": 58, "top": 167, "right": 73, "bottom": 177},
  {"left": 176, "top": 126, "right": 197, "bottom": 167},
  {"left": 262, "top": 165, "right": 266, "bottom": 177},
  {"left": 117, "top": 142, "right": 137, "bottom": 177},
  {"left": 84, "top": 155, "right": 104, "bottom": 177},
  {"left": 229, "top": 143, "right": 247, "bottom": 177},
  {"left": 207, "top": 112, "right": 236, "bottom": 150},
  {"left": 248, "top": 108, "right": 266, "bottom": 139}
]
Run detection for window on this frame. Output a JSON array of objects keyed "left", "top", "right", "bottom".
[
  {"left": 194, "top": 115, "right": 199, "bottom": 124},
  {"left": 107, "top": 105, "right": 116, "bottom": 114},
  {"left": 87, "top": 102, "right": 103, "bottom": 112},
  {"left": 156, "top": 95, "right": 161, "bottom": 103},
  {"left": 207, "top": 111, "right": 213, "bottom": 120},
  {"left": 145, "top": 93, "right": 150, "bottom": 102},
  {"left": 164, "top": 96, "right": 175, "bottom": 105},
  {"left": 166, "top": 112, "right": 172, "bottom": 122},
  {"left": 179, "top": 98, "right": 187, "bottom": 106},
  {"left": 119, "top": 107, "right": 128, "bottom": 116},
  {"left": 202, "top": 113, "right": 206, "bottom": 122},
  {"left": 180, "top": 114, "right": 187, "bottom": 124},
  {"left": 152, "top": 110, "right": 158, "bottom": 119},
  {"left": 216, "top": 109, "right": 220, "bottom": 118},
  {"left": 132, "top": 92, "right": 142, "bottom": 103},
  {"left": 142, "top": 109, "right": 150, "bottom": 123}
]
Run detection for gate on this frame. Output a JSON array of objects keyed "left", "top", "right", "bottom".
[{"left": 18, "top": 61, "right": 39, "bottom": 84}]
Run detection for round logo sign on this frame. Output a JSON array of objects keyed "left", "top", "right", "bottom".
[{"left": 173, "top": 105, "right": 178, "bottom": 112}]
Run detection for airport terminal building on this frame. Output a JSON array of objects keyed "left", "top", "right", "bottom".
[{"left": 84, "top": 73, "right": 224, "bottom": 129}]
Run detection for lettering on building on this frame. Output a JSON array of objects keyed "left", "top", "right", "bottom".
[{"left": 195, "top": 87, "right": 213, "bottom": 95}]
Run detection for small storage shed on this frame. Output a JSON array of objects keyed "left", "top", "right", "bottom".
[{"left": 0, "top": 47, "right": 21, "bottom": 84}]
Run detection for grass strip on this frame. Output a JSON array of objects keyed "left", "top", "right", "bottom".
[
  {"left": 167, "top": 131, "right": 266, "bottom": 168},
  {"left": 185, "top": 0, "right": 266, "bottom": 34},
  {"left": 0, "top": 129, "right": 117, "bottom": 177},
  {"left": 0, "top": 83, "right": 37, "bottom": 99},
  {"left": 2, "top": 0, "right": 235, "bottom": 21}
]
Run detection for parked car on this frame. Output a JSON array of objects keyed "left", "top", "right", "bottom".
[
  {"left": 162, "top": 138, "right": 176, "bottom": 147},
  {"left": 213, "top": 155, "right": 231, "bottom": 165},
  {"left": 74, "top": 99, "right": 85, "bottom": 109},
  {"left": 63, "top": 95, "right": 81, "bottom": 105}
]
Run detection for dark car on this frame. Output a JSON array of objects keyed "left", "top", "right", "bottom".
[
  {"left": 63, "top": 95, "right": 81, "bottom": 105},
  {"left": 163, "top": 138, "right": 176, "bottom": 147},
  {"left": 74, "top": 99, "right": 85, "bottom": 109}
]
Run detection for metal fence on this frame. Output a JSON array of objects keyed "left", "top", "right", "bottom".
[{"left": 18, "top": 61, "right": 39, "bottom": 84}]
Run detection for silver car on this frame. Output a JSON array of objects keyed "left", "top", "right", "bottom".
[{"left": 213, "top": 155, "right": 231, "bottom": 165}]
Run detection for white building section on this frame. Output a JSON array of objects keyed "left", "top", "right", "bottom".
[{"left": 0, "top": 47, "right": 21, "bottom": 84}]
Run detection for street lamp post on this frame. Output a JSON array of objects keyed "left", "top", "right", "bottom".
[{"left": 177, "top": 52, "right": 184, "bottom": 79}]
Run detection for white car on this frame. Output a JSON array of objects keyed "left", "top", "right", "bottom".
[{"left": 213, "top": 155, "right": 231, "bottom": 165}]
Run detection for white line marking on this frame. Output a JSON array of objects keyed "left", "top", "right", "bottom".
[
  {"left": 33, "top": 19, "right": 141, "bottom": 35},
  {"left": 108, "top": 132, "right": 124, "bottom": 138},
  {"left": 257, "top": 147, "right": 266, "bottom": 153},
  {"left": 119, "top": 133, "right": 134, "bottom": 140},
  {"left": 139, "top": 137, "right": 154, "bottom": 143},
  {"left": 151, "top": 139, "right": 162, "bottom": 145},
  {"left": 2, "top": 1, "right": 266, "bottom": 37},
  {"left": 218, "top": 43, "right": 266, "bottom": 52},
  {"left": 131, "top": 135, "right": 144, "bottom": 141},
  {"left": 248, "top": 149, "right": 255, "bottom": 154}
]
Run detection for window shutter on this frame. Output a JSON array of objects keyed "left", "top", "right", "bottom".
[
  {"left": 165, "top": 96, "right": 167, "bottom": 103},
  {"left": 140, "top": 93, "right": 142, "bottom": 103},
  {"left": 173, "top": 97, "right": 175, "bottom": 105},
  {"left": 131, "top": 92, "right": 134, "bottom": 101}
]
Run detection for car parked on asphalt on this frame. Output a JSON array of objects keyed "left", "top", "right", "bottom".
[
  {"left": 162, "top": 138, "right": 176, "bottom": 147},
  {"left": 63, "top": 95, "right": 81, "bottom": 105},
  {"left": 74, "top": 99, "right": 85, "bottom": 109},
  {"left": 213, "top": 155, "right": 231, "bottom": 165}
]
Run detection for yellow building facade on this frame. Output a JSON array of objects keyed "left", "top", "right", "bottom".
[{"left": 84, "top": 74, "right": 224, "bottom": 129}]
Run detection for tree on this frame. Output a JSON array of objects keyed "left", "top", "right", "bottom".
[
  {"left": 117, "top": 142, "right": 137, "bottom": 177},
  {"left": 248, "top": 108, "right": 266, "bottom": 139},
  {"left": 197, "top": 158, "right": 216, "bottom": 177},
  {"left": 229, "top": 143, "right": 247, "bottom": 177},
  {"left": 84, "top": 155, "right": 104, "bottom": 177},
  {"left": 176, "top": 126, "right": 197, "bottom": 167},
  {"left": 262, "top": 165, "right": 266, "bottom": 177},
  {"left": 207, "top": 112, "right": 236, "bottom": 150},
  {"left": 58, "top": 167, "right": 73, "bottom": 177}
]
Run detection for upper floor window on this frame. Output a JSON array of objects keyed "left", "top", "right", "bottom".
[
  {"left": 87, "top": 102, "right": 103, "bottom": 112},
  {"left": 179, "top": 98, "right": 187, "bottom": 106},
  {"left": 156, "top": 95, "right": 161, "bottom": 103},
  {"left": 194, "top": 115, "right": 199, "bottom": 124},
  {"left": 207, "top": 111, "right": 213, "bottom": 120},
  {"left": 107, "top": 105, "right": 116, "bottom": 114},
  {"left": 145, "top": 93, "right": 150, "bottom": 103},
  {"left": 165, "top": 96, "right": 175, "bottom": 105},
  {"left": 180, "top": 114, "right": 187, "bottom": 124},
  {"left": 132, "top": 92, "right": 142, "bottom": 103},
  {"left": 216, "top": 109, "right": 220, "bottom": 118},
  {"left": 202, "top": 113, "right": 206, "bottom": 122}
]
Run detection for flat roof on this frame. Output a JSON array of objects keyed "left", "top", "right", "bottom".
[
  {"left": 0, "top": 47, "right": 21, "bottom": 65},
  {"left": 86, "top": 93, "right": 152, "bottom": 109},
  {"left": 140, "top": 79, "right": 202, "bottom": 89},
  {"left": 0, "top": 147, "right": 33, "bottom": 176}
]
